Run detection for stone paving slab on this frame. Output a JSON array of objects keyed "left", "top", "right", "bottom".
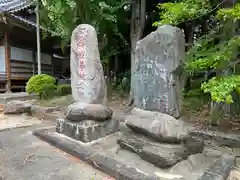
[
  {"left": 0, "top": 125, "right": 114, "bottom": 180},
  {"left": 228, "top": 166, "right": 240, "bottom": 180},
  {"left": 0, "top": 113, "right": 42, "bottom": 132}
]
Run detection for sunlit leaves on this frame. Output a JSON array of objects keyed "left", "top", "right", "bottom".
[
  {"left": 217, "top": 3, "right": 240, "bottom": 21},
  {"left": 153, "top": 0, "right": 240, "bottom": 104},
  {"left": 153, "top": 0, "right": 211, "bottom": 26},
  {"left": 202, "top": 76, "right": 240, "bottom": 103},
  {"left": 185, "top": 36, "right": 240, "bottom": 73}
]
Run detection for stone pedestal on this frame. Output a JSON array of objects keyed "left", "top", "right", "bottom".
[
  {"left": 117, "top": 108, "right": 204, "bottom": 169},
  {"left": 56, "top": 24, "right": 116, "bottom": 143},
  {"left": 56, "top": 118, "right": 119, "bottom": 143},
  {"left": 118, "top": 133, "right": 203, "bottom": 168}
]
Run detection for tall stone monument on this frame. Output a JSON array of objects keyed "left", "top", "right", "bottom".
[
  {"left": 56, "top": 24, "right": 119, "bottom": 142},
  {"left": 134, "top": 24, "right": 185, "bottom": 118},
  {"left": 70, "top": 24, "right": 105, "bottom": 104},
  {"left": 117, "top": 25, "right": 204, "bottom": 169}
]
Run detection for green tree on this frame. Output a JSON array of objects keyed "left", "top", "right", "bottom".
[
  {"left": 38, "top": 0, "right": 130, "bottom": 58},
  {"left": 38, "top": 0, "right": 150, "bottom": 103},
  {"left": 154, "top": 0, "right": 240, "bottom": 104}
]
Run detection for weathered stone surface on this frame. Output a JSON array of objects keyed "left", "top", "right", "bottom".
[
  {"left": 4, "top": 100, "right": 31, "bottom": 114},
  {"left": 118, "top": 134, "right": 193, "bottom": 168},
  {"left": 115, "top": 164, "right": 159, "bottom": 180},
  {"left": 141, "top": 144, "right": 188, "bottom": 168},
  {"left": 65, "top": 102, "right": 113, "bottom": 121},
  {"left": 134, "top": 24, "right": 185, "bottom": 118},
  {"left": 198, "top": 154, "right": 236, "bottom": 180},
  {"left": 154, "top": 172, "right": 185, "bottom": 180},
  {"left": 70, "top": 24, "right": 105, "bottom": 104},
  {"left": 125, "top": 108, "right": 193, "bottom": 143},
  {"left": 56, "top": 118, "right": 119, "bottom": 142},
  {"left": 190, "top": 130, "right": 240, "bottom": 148},
  {"left": 183, "top": 135, "right": 204, "bottom": 155}
]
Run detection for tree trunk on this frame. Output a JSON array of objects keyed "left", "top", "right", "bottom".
[
  {"left": 128, "top": 0, "right": 146, "bottom": 106},
  {"left": 114, "top": 55, "right": 119, "bottom": 84}
]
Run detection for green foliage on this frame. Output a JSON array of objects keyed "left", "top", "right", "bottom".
[
  {"left": 153, "top": 0, "right": 211, "bottom": 26},
  {"left": 26, "top": 74, "right": 56, "bottom": 99},
  {"left": 39, "top": 83, "right": 57, "bottom": 100},
  {"left": 57, "top": 84, "right": 71, "bottom": 96},
  {"left": 183, "top": 89, "right": 209, "bottom": 112},
  {"left": 38, "top": 0, "right": 130, "bottom": 57},
  {"left": 217, "top": 3, "right": 240, "bottom": 20},
  {"left": 201, "top": 75, "right": 240, "bottom": 104},
  {"left": 185, "top": 36, "right": 240, "bottom": 73},
  {"left": 154, "top": 0, "right": 240, "bottom": 105}
]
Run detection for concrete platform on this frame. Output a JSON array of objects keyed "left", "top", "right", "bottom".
[{"left": 33, "top": 127, "right": 237, "bottom": 180}]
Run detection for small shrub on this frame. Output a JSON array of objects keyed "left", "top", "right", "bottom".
[
  {"left": 40, "top": 83, "right": 57, "bottom": 99},
  {"left": 57, "top": 84, "right": 71, "bottom": 96},
  {"left": 26, "top": 74, "right": 56, "bottom": 99}
]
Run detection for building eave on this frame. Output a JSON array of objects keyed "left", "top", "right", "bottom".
[
  {"left": 8, "top": 13, "right": 58, "bottom": 36},
  {"left": 0, "top": 0, "right": 33, "bottom": 13},
  {"left": 0, "top": 0, "right": 59, "bottom": 36}
]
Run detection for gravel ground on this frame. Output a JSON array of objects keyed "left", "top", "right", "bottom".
[{"left": 0, "top": 124, "right": 114, "bottom": 180}]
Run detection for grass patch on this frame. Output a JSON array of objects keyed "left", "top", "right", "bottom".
[{"left": 36, "top": 95, "right": 74, "bottom": 107}]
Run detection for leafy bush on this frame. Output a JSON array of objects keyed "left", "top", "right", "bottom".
[
  {"left": 40, "top": 83, "right": 57, "bottom": 99},
  {"left": 57, "top": 84, "right": 71, "bottom": 96},
  {"left": 26, "top": 74, "right": 56, "bottom": 99}
]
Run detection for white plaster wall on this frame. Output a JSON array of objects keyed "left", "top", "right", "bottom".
[
  {"left": 0, "top": 46, "right": 5, "bottom": 73},
  {"left": 11, "top": 47, "right": 33, "bottom": 62},
  {"left": 11, "top": 47, "right": 52, "bottom": 65}
]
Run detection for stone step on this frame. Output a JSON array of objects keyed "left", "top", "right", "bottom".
[
  {"left": 198, "top": 154, "right": 236, "bottom": 180},
  {"left": 190, "top": 130, "right": 240, "bottom": 148},
  {"left": 117, "top": 133, "right": 204, "bottom": 169}
]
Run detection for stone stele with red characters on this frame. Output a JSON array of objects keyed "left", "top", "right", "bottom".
[{"left": 70, "top": 24, "right": 105, "bottom": 104}]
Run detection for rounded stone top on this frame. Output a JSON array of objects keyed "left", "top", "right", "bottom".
[
  {"left": 157, "top": 24, "right": 184, "bottom": 36},
  {"left": 72, "top": 24, "right": 96, "bottom": 34}
]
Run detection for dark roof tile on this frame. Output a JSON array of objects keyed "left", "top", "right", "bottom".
[{"left": 0, "top": 0, "right": 33, "bottom": 13}]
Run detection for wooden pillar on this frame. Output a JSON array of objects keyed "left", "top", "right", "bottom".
[{"left": 4, "top": 31, "right": 11, "bottom": 92}]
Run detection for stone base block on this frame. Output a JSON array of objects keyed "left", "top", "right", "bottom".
[
  {"left": 56, "top": 118, "right": 119, "bottom": 142},
  {"left": 117, "top": 133, "right": 204, "bottom": 169},
  {"left": 198, "top": 154, "right": 235, "bottom": 180}
]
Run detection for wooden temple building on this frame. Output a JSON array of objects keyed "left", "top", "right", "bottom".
[{"left": 0, "top": 0, "right": 69, "bottom": 92}]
